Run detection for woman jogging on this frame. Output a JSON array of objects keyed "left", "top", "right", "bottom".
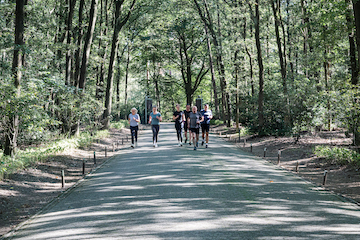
[
  {"left": 173, "top": 104, "right": 184, "bottom": 146},
  {"left": 183, "top": 104, "right": 191, "bottom": 145},
  {"left": 148, "top": 105, "right": 162, "bottom": 147},
  {"left": 187, "top": 106, "right": 203, "bottom": 150},
  {"left": 128, "top": 108, "right": 140, "bottom": 148},
  {"left": 200, "top": 104, "right": 213, "bottom": 148}
]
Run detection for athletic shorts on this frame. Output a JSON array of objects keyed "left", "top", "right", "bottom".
[
  {"left": 190, "top": 128, "right": 200, "bottom": 134},
  {"left": 201, "top": 124, "right": 210, "bottom": 133}
]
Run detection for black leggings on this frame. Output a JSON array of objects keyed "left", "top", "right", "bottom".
[
  {"left": 130, "top": 126, "right": 138, "bottom": 144},
  {"left": 152, "top": 125, "right": 160, "bottom": 143},
  {"left": 175, "top": 124, "right": 182, "bottom": 142}
]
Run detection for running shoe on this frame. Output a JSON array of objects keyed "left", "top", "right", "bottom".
[
  {"left": 180, "top": 142, "right": 183, "bottom": 146},
  {"left": 189, "top": 142, "right": 191, "bottom": 145},
  {"left": 196, "top": 142, "right": 198, "bottom": 147},
  {"left": 201, "top": 140, "right": 204, "bottom": 146},
  {"left": 155, "top": 143, "right": 158, "bottom": 148},
  {"left": 205, "top": 143, "right": 208, "bottom": 148},
  {"left": 194, "top": 146, "right": 197, "bottom": 150},
  {"left": 131, "top": 144, "right": 134, "bottom": 148}
]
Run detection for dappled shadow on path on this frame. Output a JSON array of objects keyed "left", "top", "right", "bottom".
[{"left": 8, "top": 124, "right": 360, "bottom": 240}]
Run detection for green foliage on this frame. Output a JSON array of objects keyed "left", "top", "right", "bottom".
[
  {"left": 110, "top": 120, "right": 130, "bottom": 130},
  {"left": 314, "top": 146, "right": 360, "bottom": 167},
  {"left": 210, "top": 119, "right": 224, "bottom": 125},
  {"left": 0, "top": 129, "right": 109, "bottom": 177}
]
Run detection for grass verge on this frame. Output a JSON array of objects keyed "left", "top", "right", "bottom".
[{"left": 0, "top": 129, "right": 110, "bottom": 179}]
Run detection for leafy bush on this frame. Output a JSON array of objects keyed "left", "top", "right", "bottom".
[
  {"left": 314, "top": 146, "right": 360, "bottom": 167},
  {"left": 110, "top": 120, "right": 130, "bottom": 129},
  {"left": 0, "top": 129, "right": 109, "bottom": 177},
  {"left": 210, "top": 119, "right": 224, "bottom": 125}
]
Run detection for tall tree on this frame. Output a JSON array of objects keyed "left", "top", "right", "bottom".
[
  {"left": 205, "top": 25, "right": 219, "bottom": 115},
  {"left": 73, "top": 0, "right": 85, "bottom": 87},
  {"left": 78, "top": 0, "right": 99, "bottom": 90},
  {"left": 96, "top": 0, "right": 109, "bottom": 100},
  {"left": 348, "top": 0, "right": 358, "bottom": 85},
  {"left": 247, "top": 0, "right": 265, "bottom": 133},
  {"left": 353, "top": 0, "right": 360, "bottom": 85},
  {"left": 193, "top": 0, "right": 230, "bottom": 126},
  {"left": 175, "top": 19, "right": 210, "bottom": 105},
  {"left": 270, "top": 0, "right": 290, "bottom": 126},
  {"left": 4, "top": 0, "right": 26, "bottom": 156},
  {"left": 65, "top": 0, "right": 77, "bottom": 86},
  {"left": 103, "top": 0, "right": 136, "bottom": 129}
]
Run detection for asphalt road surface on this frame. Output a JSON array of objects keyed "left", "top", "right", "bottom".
[{"left": 5, "top": 123, "right": 360, "bottom": 240}]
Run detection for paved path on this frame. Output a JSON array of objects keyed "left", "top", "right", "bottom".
[{"left": 5, "top": 123, "right": 360, "bottom": 239}]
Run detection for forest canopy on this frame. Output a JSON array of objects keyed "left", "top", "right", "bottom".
[{"left": 1, "top": 0, "right": 360, "bottom": 157}]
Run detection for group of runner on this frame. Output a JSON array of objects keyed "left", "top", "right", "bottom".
[
  {"left": 128, "top": 104, "right": 213, "bottom": 150},
  {"left": 173, "top": 104, "right": 213, "bottom": 150}
]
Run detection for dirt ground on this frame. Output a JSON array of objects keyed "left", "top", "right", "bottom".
[
  {"left": 0, "top": 127, "right": 132, "bottom": 237},
  {"left": 1, "top": 125, "right": 360, "bottom": 237},
  {"left": 212, "top": 125, "right": 360, "bottom": 206}
]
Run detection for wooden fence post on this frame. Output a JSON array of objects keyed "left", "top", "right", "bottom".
[
  {"left": 323, "top": 170, "right": 328, "bottom": 185},
  {"left": 61, "top": 170, "right": 65, "bottom": 188}
]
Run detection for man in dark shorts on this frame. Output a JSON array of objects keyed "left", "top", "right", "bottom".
[
  {"left": 187, "top": 106, "right": 203, "bottom": 150},
  {"left": 173, "top": 104, "right": 184, "bottom": 146},
  {"left": 183, "top": 104, "right": 191, "bottom": 145},
  {"left": 200, "top": 104, "right": 213, "bottom": 148}
]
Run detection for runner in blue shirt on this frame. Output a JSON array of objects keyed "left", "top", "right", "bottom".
[
  {"left": 200, "top": 104, "right": 213, "bottom": 148},
  {"left": 148, "top": 105, "right": 162, "bottom": 147}
]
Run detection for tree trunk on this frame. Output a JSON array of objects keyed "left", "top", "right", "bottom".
[
  {"left": 353, "top": 0, "right": 360, "bottom": 85},
  {"left": 54, "top": 1, "right": 66, "bottom": 72},
  {"left": 124, "top": 43, "right": 130, "bottom": 106},
  {"left": 270, "top": 0, "right": 287, "bottom": 94},
  {"left": 65, "top": 0, "right": 76, "bottom": 85},
  {"left": 205, "top": 25, "right": 219, "bottom": 116},
  {"left": 96, "top": 0, "right": 108, "bottom": 100},
  {"left": 216, "top": 1, "right": 230, "bottom": 126},
  {"left": 78, "top": 0, "right": 98, "bottom": 90},
  {"left": 4, "top": 0, "right": 25, "bottom": 156},
  {"left": 251, "top": 0, "right": 265, "bottom": 133},
  {"left": 193, "top": 0, "right": 229, "bottom": 124},
  {"left": 324, "top": 48, "right": 331, "bottom": 131},
  {"left": 103, "top": 0, "right": 136, "bottom": 129},
  {"left": 243, "top": 17, "right": 255, "bottom": 97},
  {"left": 347, "top": 0, "right": 358, "bottom": 85},
  {"left": 270, "top": 0, "right": 290, "bottom": 127},
  {"left": 73, "top": 0, "right": 85, "bottom": 87},
  {"left": 235, "top": 49, "right": 240, "bottom": 132}
]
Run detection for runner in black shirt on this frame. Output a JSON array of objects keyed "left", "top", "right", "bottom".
[
  {"left": 183, "top": 104, "right": 191, "bottom": 145},
  {"left": 173, "top": 104, "right": 184, "bottom": 146}
]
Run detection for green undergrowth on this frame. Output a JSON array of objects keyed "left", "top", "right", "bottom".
[
  {"left": 314, "top": 146, "right": 360, "bottom": 167},
  {"left": 0, "top": 129, "right": 110, "bottom": 178},
  {"left": 110, "top": 120, "right": 129, "bottom": 129}
]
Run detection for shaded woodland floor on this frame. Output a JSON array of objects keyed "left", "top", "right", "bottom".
[
  {"left": 1, "top": 125, "right": 360, "bottom": 237},
  {"left": 213, "top": 125, "right": 360, "bottom": 206}
]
